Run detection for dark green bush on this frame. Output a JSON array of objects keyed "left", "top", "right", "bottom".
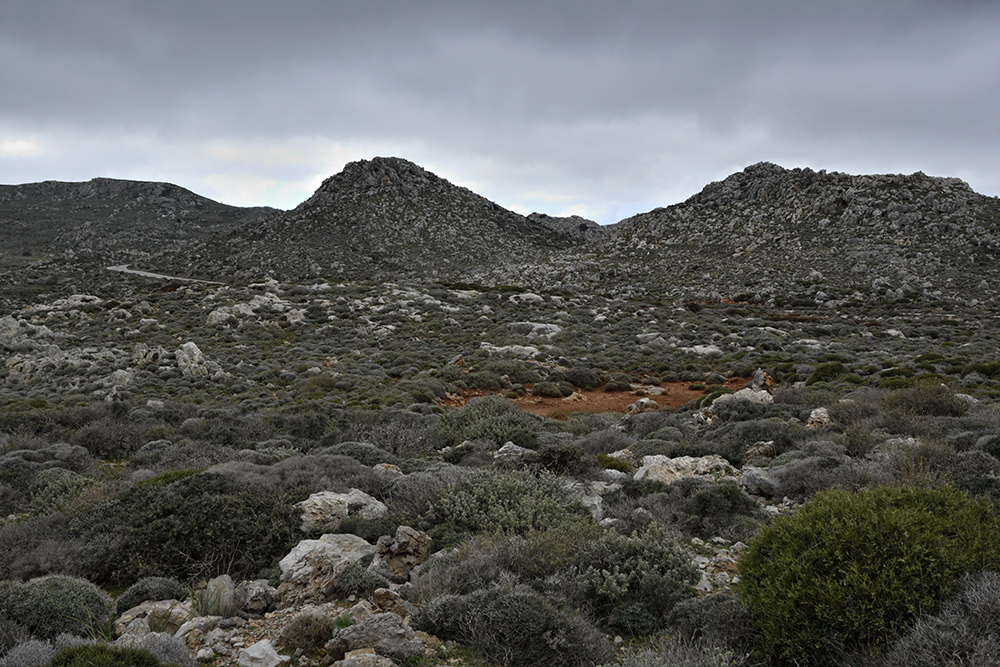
[
  {"left": 317, "top": 441, "right": 399, "bottom": 467},
  {"left": 577, "top": 524, "right": 699, "bottom": 634},
  {"left": 76, "top": 472, "right": 303, "bottom": 585},
  {"left": 439, "top": 395, "right": 540, "bottom": 448},
  {"left": 549, "top": 367, "right": 605, "bottom": 390},
  {"left": 805, "top": 361, "right": 850, "bottom": 386},
  {"left": 0, "top": 575, "right": 113, "bottom": 640},
  {"left": 526, "top": 444, "right": 592, "bottom": 476},
  {"left": 46, "top": 644, "right": 167, "bottom": 667},
  {"left": 878, "top": 384, "right": 968, "bottom": 417},
  {"left": 115, "top": 576, "right": 189, "bottom": 615},
  {"left": 416, "top": 584, "right": 613, "bottom": 667},
  {"left": 738, "top": 486, "right": 1000, "bottom": 666},
  {"left": 531, "top": 381, "right": 573, "bottom": 398}
]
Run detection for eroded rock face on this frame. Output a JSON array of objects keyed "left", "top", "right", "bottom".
[
  {"left": 296, "top": 489, "right": 388, "bottom": 533},
  {"left": 633, "top": 454, "right": 738, "bottom": 484},
  {"left": 277, "top": 534, "right": 377, "bottom": 607},
  {"left": 235, "top": 579, "right": 277, "bottom": 614},
  {"left": 367, "top": 526, "right": 431, "bottom": 584}
]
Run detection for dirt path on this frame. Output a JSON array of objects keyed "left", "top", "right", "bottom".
[
  {"left": 445, "top": 376, "right": 749, "bottom": 418},
  {"left": 107, "top": 264, "right": 224, "bottom": 285}
]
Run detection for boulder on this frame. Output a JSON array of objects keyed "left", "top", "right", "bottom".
[
  {"left": 297, "top": 489, "right": 388, "bottom": 533},
  {"left": 175, "top": 342, "right": 207, "bottom": 377},
  {"left": 277, "top": 534, "right": 377, "bottom": 607},
  {"left": 741, "top": 440, "right": 776, "bottom": 464},
  {"left": 372, "top": 463, "right": 404, "bottom": 480},
  {"left": 326, "top": 613, "right": 426, "bottom": 664},
  {"left": 234, "top": 579, "right": 277, "bottom": 614},
  {"left": 740, "top": 466, "right": 782, "bottom": 498},
  {"left": 368, "top": 526, "right": 432, "bottom": 584},
  {"left": 198, "top": 574, "right": 237, "bottom": 617},
  {"left": 633, "top": 455, "right": 738, "bottom": 484},
  {"left": 238, "top": 639, "right": 289, "bottom": 667},
  {"left": 562, "top": 480, "right": 620, "bottom": 521}
]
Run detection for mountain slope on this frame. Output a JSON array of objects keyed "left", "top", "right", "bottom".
[
  {"left": 0, "top": 177, "right": 276, "bottom": 265},
  {"left": 170, "top": 157, "right": 585, "bottom": 282},
  {"left": 507, "top": 162, "right": 1000, "bottom": 305}
]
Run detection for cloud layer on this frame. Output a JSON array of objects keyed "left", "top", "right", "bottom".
[{"left": 1, "top": 0, "right": 997, "bottom": 222}]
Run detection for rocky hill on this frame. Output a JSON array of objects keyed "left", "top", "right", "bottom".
[
  {"left": 162, "top": 157, "right": 587, "bottom": 283},
  {"left": 581, "top": 163, "right": 1000, "bottom": 306},
  {"left": 0, "top": 178, "right": 276, "bottom": 265}
]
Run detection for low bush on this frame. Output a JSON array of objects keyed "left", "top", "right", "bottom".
[
  {"left": 738, "top": 486, "right": 1000, "bottom": 666},
  {"left": 667, "top": 591, "right": 754, "bottom": 651},
  {"left": 887, "top": 570, "right": 1000, "bottom": 667},
  {"left": 75, "top": 472, "right": 303, "bottom": 585},
  {"left": 576, "top": 524, "right": 699, "bottom": 634},
  {"left": 0, "top": 575, "right": 113, "bottom": 640},
  {"left": 549, "top": 367, "right": 605, "bottom": 390},
  {"left": 46, "top": 644, "right": 167, "bottom": 667},
  {"left": 115, "top": 577, "right": 189, "bottom": 615},
  {"left": 531, "top": 381, "right": 573, "bottom": 398},
  {"left": 329, "top": 564, "right": 388, "bottom": 598},
  {"left": 278, "top": 611, "right": 341, "bottom": 650},
  {"left": 314, "top": 441, "right": 399, "bottom": 467},
  {"left": 416, "top": 584, "right": 614, "bottom": 667},
  {"left": 438, "top": 396, "right": 540, "bottom": 448},
  {"left": 423, "top": 469, "right": 587, "bottom": 543}
]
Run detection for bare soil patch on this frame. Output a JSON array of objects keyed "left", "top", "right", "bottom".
[{"left": 443, "top": 377, "right": 749, "bottom": 419}]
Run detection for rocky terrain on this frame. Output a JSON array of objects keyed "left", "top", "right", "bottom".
[{"left": 2, "top": 159, "right": 1000, "bottom": 667}]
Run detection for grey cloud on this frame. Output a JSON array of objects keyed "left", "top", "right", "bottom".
[{"left": 1, "top": 0, "right": 997, "bottom": 221}]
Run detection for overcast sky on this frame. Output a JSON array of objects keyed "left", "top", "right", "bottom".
[{"left": 1, "top": 0, "right": 998, "bottom": 224}]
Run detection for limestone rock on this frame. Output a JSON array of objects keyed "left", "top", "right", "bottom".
[
  {"left": 114, "top": 600, "right": 195, "bottom": 637},
  {"left": 741, "top": 440, "right": 776, "bottom": 465},
  {"left": 326, "top": 613, "right": 426, "bottom": 664},
  {"left": 493, "top": 442, "right": 535, "bottom": 460},
  {"left": 372, "top": 463, "right": 404, "bottom": 480},
  {"left": 238, "top": 639, "right": 289, "bottom": 667},
  {"left": 334, "top": 650, "right": 398, "bottom": 667},
  {"left": 234, "top": 579, "right": 277, "bottom": 614},
  {"left": 806, "top": 407, "right": 831, "bottom": 428},
  {"left": 175, "top": 342, "right": 207, "bottom": 377},
  {"left": 740, "top": 466, "right": 782, "bottom": 498},
  {"left": 368, "top": 526, "right": 432, "bottom": 584},
  {"left": 277, "top": 534, "right": 377, "bottom": 607},
  {"left": 633, "top": 455, "right": 738, "bottom": 484},
  {"left": 297, "top": 489, "right": 388, "bottom": 533},
  {"left": 627, "top": 397, "right": 659, "bottom": 414}
]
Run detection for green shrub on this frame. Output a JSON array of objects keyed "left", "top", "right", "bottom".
[
  {"left": 416, "top": 584, "right": 613, "bottom": 667},
  {"left": 682, "top": 482, "right": 762, "bottom": 540},
  {"left": 0, "top": 575, "right": 113, "bottom": 640},
  {"left": 738, "top": 486, "right": 1000, "bottom": 666},
  {"left": 28, "top": 469, "right": 96, "bottom": 517},
  {"left": 577, "top": 524, "right": 699, "bottom": 634},
  {"left": 878, "top": 384, "right": 968, "bottom": 417},
  {"left": 531, "top": 381, "right": 573, "bottom": 398},
  {"left": 549, "top": 367, "right": 605, "bottom": 390},
  {"left": 46, "top": 644, "right": 167, "bottom": 667},
  {"left": 330, "top": 564, "right": 388, "bottom": 598},
  {"left": 439, "top": 396, "right": 540, "bottom": 448},
  {"left": 805, "top": 361, "right": 850, "bottom": 386},
  {"left": 115, "top": 577, "right": 189, "bottom": 615},
  {"left": 0, "top": 616, "right": 29, "bottom": 656},
  {"left": 526, "top": 444, "right": 592, "bottom": 476},
  {"left": 278, "top": 611, "right": 350, "bottom": 650},
  {"left": 317, "top": 441, "right": 399, "bottom": 467},
  {"left": 76, "top": 472, "right": 303, "bottom": 585},
  {"left": 424, "top": 469, "right": 586, "bottom": 541}
]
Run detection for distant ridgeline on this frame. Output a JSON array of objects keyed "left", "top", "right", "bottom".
[{"left": 1, "top": 158, "right": 998, "bottom": 307}]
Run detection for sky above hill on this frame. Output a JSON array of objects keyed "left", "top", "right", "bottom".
[{"left": 1, "top": 0, "right": 998, "bottom": 224}]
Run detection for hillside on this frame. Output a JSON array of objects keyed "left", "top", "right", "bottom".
[
  {"left": 5, "top": 159, "right": 1000, "bottom": 666},
  {"left": 161, "top": 157, "right": 587, "bottom": 283},
  {"left": 592, "top": 163, "right": 1000, "bottom": 305}
]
